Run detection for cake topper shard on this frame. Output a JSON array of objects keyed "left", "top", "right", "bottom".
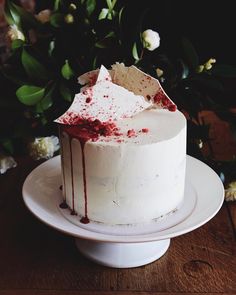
[
  {"left": 55, "top": 65, "right": 151, "bottom": 125},
  {"left": 111, "top": 63, "right": 176, "bottom": 111},
  {"left": 78, "top": 63, "right": 176, "bottom": 111}
]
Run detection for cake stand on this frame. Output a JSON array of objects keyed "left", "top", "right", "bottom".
[{"left": 22, "top": 155, "right": 224, "bottom": 268}]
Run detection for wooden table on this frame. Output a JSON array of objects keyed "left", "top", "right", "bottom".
[{"left": 0, "top": 157, "right": 235, "bottom": 295}]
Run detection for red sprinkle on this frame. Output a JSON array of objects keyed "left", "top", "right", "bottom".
[
  {"left": 127, "top": 129, "right": 136, "bottom": 137},
  {"left": 168, "top": 104, "right": 177, "bottom": 112},
  {"left": 141, "top": 128, "right": 149, "bottom": 133},
  {"left": 86, "top": 97, "right": 92, "bottom": 103}
]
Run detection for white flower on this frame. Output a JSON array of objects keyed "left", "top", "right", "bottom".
[
  {"left": 142, "top": 29, "right": 160, "bottom": 51},
  {"left": 7, "top": 25, "right": 25, "bottom": 42},
  {"left": 156, "top": 68, "right": 163, "bottom": 77},
  {"left": 204, "top": 58, "right": 216, "bottom": 70},
  {"left": 0, "top": 155, "right": 17, "bottom": 174},
  {"left": 198, "top": 139, "right": 203, "bottom": 149},
  {"left": 35, "top": 9, "right": 51, "bottom": 23},
  {"left": 28, "top": 136, "right": 60, "bottom": 160},
  {"left": 225, "top": 181, "right": 236, "bottom": 202}
]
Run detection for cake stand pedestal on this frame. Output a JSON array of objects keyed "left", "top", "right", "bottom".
[
  {"left": 22, "top": 155, "right": 224, "bottom": 269},
  {"left": 75, "top": 238, "right": 170, "bottom": 268}
]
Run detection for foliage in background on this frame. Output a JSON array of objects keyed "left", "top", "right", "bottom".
[{"left": 0, "top": 0, "right": 236, "bottom": 183}]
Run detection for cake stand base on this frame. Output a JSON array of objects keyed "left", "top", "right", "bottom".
[{"left": 75, "top": 238, "right": 170, "bottom": 268}]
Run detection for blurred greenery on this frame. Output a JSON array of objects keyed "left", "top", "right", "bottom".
[{"left": 0, "top": 0, "right": 236, "bottom": 183}]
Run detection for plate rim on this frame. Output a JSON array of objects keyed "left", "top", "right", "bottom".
[{"left": 22, "top": 155, "right": 224, "bottom": 243}]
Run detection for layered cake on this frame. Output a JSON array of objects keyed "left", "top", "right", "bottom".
[{"left": 55, "top": 64, "right": 186, "bottom": 224}]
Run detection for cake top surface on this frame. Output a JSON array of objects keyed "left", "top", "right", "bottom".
[{"left": 62, "top": 109, "right": 186, "bottom": 146}]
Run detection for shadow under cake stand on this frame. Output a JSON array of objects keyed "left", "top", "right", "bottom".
[{"left": 22, "top": 155, "right": 224, "bottom": 268}]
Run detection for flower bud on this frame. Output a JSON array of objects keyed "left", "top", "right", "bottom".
[
  {"left": 69, "top": 3, "right": 77, "bottom": 11},
  {"left": 142, "top": 29, "right": 160, "bottom": 51},
  {"left": 204, "top": 58, "right": 216, "bottom": 70},
  {"left": 7, "top": 25, "right": 25, "bottom": 42},
  {"left": 65, "top": 14, "right": 74, "bottom": 24},
  {"left": 156, "top": 68, "right": 163, "bottom": 77},
  {"left": 35, "top": 9, "right": 51, "bottom": 23}
]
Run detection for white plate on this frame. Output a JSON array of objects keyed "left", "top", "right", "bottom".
[{"left": 22, "top": 155, "right": 224, "bottom": 243}]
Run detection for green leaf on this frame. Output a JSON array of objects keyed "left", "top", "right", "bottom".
[
  {"left": 54, "top": 0, "right": 61, "bottom": 11},
  {"left": 92, "top": 56, "right": 97, "bottom": 69},
  {"left": 211, "top": 64, "right": 236, "bottom": 78},
  {"left": 1, "top": 64, "right": 27, "bottom": 85},
  {"left": 1, "top": 139, "right": 14, "bottom": 154},
  {"left": 4, "top": 0, "right": 18, "bottom": 25},
  {"left": 60, "top": 83, "right": 72, "bottom": 102},
  {"left": 16, "top": 85, "right": 45, "bottom": 106},
  {"left": 61, "top": 60, "right": 74, "bottom": 80},
  {"left": 179, "top": 59, "right": 189, "bottom": 79},
  {"left": 105, "top": 31, "right": 115, "bottom": 38},
  {"left": 50, "top": 13, "right": 64, "bottom": 28},
  {"left": 95, "top": 31, "right": 115, "bottom": 48},
  {"left": 6, "top": 1, "right": 39, "bottom": 28},
  {"left": 11, "top": 2, "right": 39, "bottom": 27},
  {"left": 98, "top": 8, "right": 108, "bottom": 20},
  {"left": 48, "top": 40, "right": 55, "bottom": 56},
  {"left": 132, "top": 42, "right": 139, "bottom": 61},
  {"left": 86, "top": 0, "right": 96, "bottom": 16},
  {"left": 106, "top": 0, "right": 113, "bottom": 10},
  {"left": 11, "top": 39, "right": 24, "bottom": 50},
  {"left": 21, "top": 48, "right": 50, "bottom": 80},
  {"left": 41, "top": 83, "right": 56, "bottom": 110},
  {"left": 36, "top": 83, "right": 56, "bottom": 112},
  {"left": 118, "top": 6, "right": 124, "bottom": 25},
  {"left": 181, "top": 37, "right": 199, "bottom": 70}
]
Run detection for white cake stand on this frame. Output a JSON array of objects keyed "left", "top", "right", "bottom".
[{"left": 22, "top": 155, "right": 224, "bottom": 268}]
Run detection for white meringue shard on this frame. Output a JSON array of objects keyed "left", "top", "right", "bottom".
[
  {"left": 78, "top": 63, "right": 176, "bottom": 110},
  {"left": 111, "top": 63, "right": 176, "bottom": 109},
  {"left": 55, "top": 65, "right": 151, "bottom": 124}
]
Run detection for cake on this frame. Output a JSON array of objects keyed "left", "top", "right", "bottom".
[{"left": 55, "top": 64, "right": 186, "bottom": 225}]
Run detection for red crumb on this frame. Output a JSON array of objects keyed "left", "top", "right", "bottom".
[
  {"left": 116, "top": 139, "right": 123, "bottom": 143},
  {"left": 127, "top": 129, "right": 136, "bottom": 137},
  {"left": 168, "top": 104, "right": 177, "bottom": 112},
  {"left": 141, "top": 128, "right": 149, "bottom": 133},
  {"left": 114, "top": 132, "right": 122, "bottom": 136},
  {"left": 86, "top": 97, "right": 92, "bottom": 103},
  {"left": 153, "top": 89, "right": 177, "bottom": 112}
]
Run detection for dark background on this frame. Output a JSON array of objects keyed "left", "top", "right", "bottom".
[
  {"left": 125, "top": 0, "right": 236, "bottom": 65},
  {"left": 35, "top": 0, "right": 236, "bottom": 65}
]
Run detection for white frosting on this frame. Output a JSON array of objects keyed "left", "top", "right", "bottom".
[
  {"left": 57, "top": 64, "right": 186, "bottom": 225},
  {"left": 60, "top": 109, "right": 186, "bottom": 224}
]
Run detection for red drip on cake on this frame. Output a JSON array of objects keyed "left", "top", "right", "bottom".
[
  {"left": 61, "top": 116, "right": 118, "bottom": 224},
  {"left": 59, "top": 126, "right": 68, "bottom": 208},
  {"left": 69, "top": 139, "right": 77, "bottom": 215},
  {"left": 59, "top": 201, "right": 68, "bottom": 209}
]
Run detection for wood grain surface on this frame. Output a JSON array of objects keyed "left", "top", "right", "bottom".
[{"left": 0, "top": 157, "right": 235, "bottom": 295}]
